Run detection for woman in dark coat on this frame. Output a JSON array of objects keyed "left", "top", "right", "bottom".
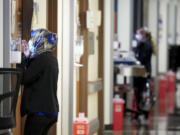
[
  {"left": 133, "top": 28, "right": 153, "bottom": 122},
  {"left": 20, "top": 29, "right": 59, "bottom": 135}
]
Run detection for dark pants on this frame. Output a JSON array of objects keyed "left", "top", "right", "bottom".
[
  {"left": 24, "top": 114, "right": 58, "bottom": 135},
  {"left": 133, "top": 77, "right": 149, "bottom": 119}
]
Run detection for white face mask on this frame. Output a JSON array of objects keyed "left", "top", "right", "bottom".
[
  {"left": 135, "top": 34, "right": 142, "bottom": 41},
  {"left": 28, "top": 40, "right": 35, "bottom": 53}
]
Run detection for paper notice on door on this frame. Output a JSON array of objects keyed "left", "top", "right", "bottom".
[{"left": 10, "top": 51, "right": 21, "bottom": 64}]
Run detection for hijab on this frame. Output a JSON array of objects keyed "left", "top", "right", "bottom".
[{"left": 28, "top": 29, "right": 57, "bottom": 58}]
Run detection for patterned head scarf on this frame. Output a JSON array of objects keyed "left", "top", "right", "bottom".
[{"left": 28, "top": 29, "right": 57, "bottom": 58}]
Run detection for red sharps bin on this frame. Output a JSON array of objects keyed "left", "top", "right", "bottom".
[
  {"left": 167, "top": 71, "right": 176, "bottom": 114},
  {"left": 113, "top": 95, "right": 125, "bottom": 131},
  {"left": 158, "top": 75, "right": 167, "bottom": 116},
  {"left": 74, "top": 113, "right": 89, "bottom": 135}
]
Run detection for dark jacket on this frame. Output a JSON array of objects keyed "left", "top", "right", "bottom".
[
  {"left": 20, "top": 52, "right": 59, "bottom": 116},
  {"left": 135, "top": 40, "right": 153, "bottom": 78}
]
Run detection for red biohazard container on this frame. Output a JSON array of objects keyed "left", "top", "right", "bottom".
[
  {"left": 73, "top": 113, "right": 89, "bottom": 135},
  {"left": 113, "top": 95, "right": 125, "bottom": 131},
  {"left": 158, "top": 75, "right": 167, "bottom": 116},
  {"left": 159, "top": 75, "right": 167, "bottom": 100},
  {"left": 167, "top": 71, "right": 176, "bottom": 114}
]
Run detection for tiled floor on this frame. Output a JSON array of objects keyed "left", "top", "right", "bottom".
[{"left": 104, "top": 83, "right": 180, "bottom": 135}]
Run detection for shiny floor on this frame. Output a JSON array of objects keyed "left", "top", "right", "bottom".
[{"left": 104, "top": 83, "right": 180, "bottom": 135}]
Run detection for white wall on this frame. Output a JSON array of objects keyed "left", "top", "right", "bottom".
[
  {"left": 177, "top": 1, "right": 180, "bottom": 44},
  {"left": 32, "top": 0, "right": 47, "bottom": 30},
  {"left": 0, "top": 0, "right": 3, "bottom": 68},
  {"left": 57, "top": 0, "right": 74, "bottom": 134},
  {"left": 148, "top": 0, "right": 158, "bottom": 39},
  {"left": 167, "top": 1, "right": 177, "bottom": 45},
  {"left": 104, "top": 0, "right": 114, "bottom": 125},
  {"left": 117, "top": 0, "right": 133, "bottom": 51},
  {"left": 148, "top": 0, "right": 158, "bottom": 76},
  {"left": 148, "top": 0, "right": 178, "bottom": 73},
  {"left": 158, "top": 0, "right": 168, "bottom": 73}
]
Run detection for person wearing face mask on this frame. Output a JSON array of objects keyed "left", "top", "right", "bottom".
[
  {"left": 18, "top": 29, "right": 59, "bottom": 135},
  {"left": 135, "top": 28, "right": 153, "bottom": 77},
  {"left": 132, "top": 28, "right": 153, "bottom": 124}
]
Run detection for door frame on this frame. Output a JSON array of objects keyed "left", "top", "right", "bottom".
[
  {"left": 57, "top": 0, "right": 74, "bottom": 134},
  {"left": 98, "top": 0, "right": 105, "bottom": 134}
]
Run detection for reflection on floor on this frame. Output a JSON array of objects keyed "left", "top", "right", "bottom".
[{"left": 104, "top": 83, "right": 180, "bottom": 135}]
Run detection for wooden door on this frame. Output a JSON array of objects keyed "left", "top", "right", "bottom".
[
  {"left": 77, "top": 0, "right": 105, "bottom": 134},
  {"left": 98, "top": 0, "right": 104, "bottom": 134},
  {"left": 79, "top": 0, "right": 89, "bottom": 116}
]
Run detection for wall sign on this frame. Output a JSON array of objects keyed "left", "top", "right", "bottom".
[
  {"left": 86, "top": 10, "right": 101, "bottom": 30},
  {"left": 10, "top": 38, "right": 22, "bottom": 63}
]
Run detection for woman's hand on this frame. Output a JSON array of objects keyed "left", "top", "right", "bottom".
[{"left": 22, "top": 40, "right": 30, "bottom": 58}]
